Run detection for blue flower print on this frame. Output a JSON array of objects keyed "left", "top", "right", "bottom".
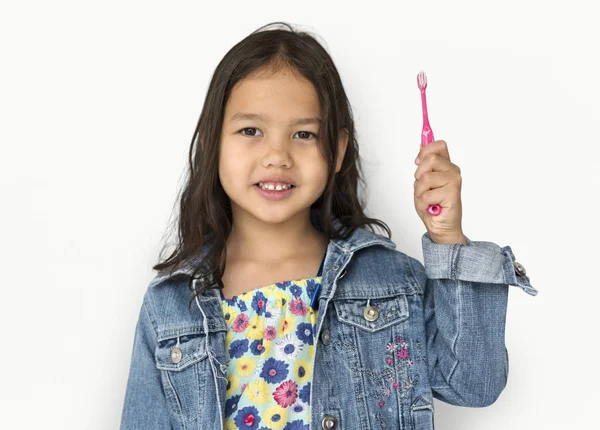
[
  {"left": 237, "top": 300, "right": 248, "bottom": 312},
  {"left": 299, "top": 383, "right": 310, "bottom": 404},
  {"left": 229, "top": 339, "right": 249, "bottom": 359},
  {"left": 234, "top": 406, "right": 261, "bottom": 429},
  {"left": 289, "top": 285, "right": 302, "bottom": 297},
  {"left": 260, "top": 357, "right": 289, "bottom": 384},
  {"left": 276, "top": 280, "right": 292, "bottom": 290},
  {"left": 250, "top": 339, "right": 265, "bottom": 356},
  {"left": 225, "top": 394, "right": 241, "bottom": 418},
  {"left": 251, "top": 291, "right": 268, "bottom": 316},
  {"left": 305, "top": 279, "right": 318, "bottom": 299},
  {"left": 296, "top": 323, "right": 314, "bottom": 345},
  {"left": 284, "top": 420, "right": 309, "bottom": 430}
]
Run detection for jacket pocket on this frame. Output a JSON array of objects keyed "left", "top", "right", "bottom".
[
  {"left": 155, "top": 331, "right": 209, "bottom": 425},
  {"left": 333, "top": 293, "right": 410, "bottom": 332}
]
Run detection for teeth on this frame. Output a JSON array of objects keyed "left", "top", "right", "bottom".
[{"left": 258, "top": 182, "right": 293, "bottom": 191}]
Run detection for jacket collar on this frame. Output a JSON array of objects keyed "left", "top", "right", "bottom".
[{"left": 150, "top": 208, "right": 395, "bottom": 287}]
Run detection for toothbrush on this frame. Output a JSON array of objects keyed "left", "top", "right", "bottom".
[{"left": 417, "top": 70, "right": 442, "bottom": 216}]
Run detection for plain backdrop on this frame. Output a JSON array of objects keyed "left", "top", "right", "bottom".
[{"left": 1, "top": 0, "right": 598, "bottom": 428}]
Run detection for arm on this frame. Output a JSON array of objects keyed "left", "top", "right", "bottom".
[
  {"left": 408, "top": 232, "right": 538, "bottom": 407},
  {"left": 120, "top": 291, "right": 173, "bottom": 429}
]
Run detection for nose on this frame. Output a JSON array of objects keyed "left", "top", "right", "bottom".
[{"left": 261, "top": 138, "right": 293, "bottom": 169}]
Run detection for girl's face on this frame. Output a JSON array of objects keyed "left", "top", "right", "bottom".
[{"left": 219, "top": 66, "right": 346, "bottom": 227}]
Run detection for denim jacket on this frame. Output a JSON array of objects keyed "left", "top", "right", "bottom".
[{"left": 120, "top": 214, "right": 538, "bottom": 430}]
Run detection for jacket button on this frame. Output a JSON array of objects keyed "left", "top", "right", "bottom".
[
  {"left": 332, "top": 265, "right": 339, "bottom": 270},
  {"left": 170, "top": 346, "right": 182, "bottom": 364},
  {"left": 514, "top": 261, "right": 526, "bottom": 277},
  {"left": 322, "top": 415, "right": 337, "bottom": 429},
  {"left": 363, "top": 306, "right": 379, "bottom": 321},
  {"left": 320, "top": 328, "right": 330, "bottom": 345}
]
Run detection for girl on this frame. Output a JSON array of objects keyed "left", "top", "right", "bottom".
[{"left": 120, "top": 22, "right": 538, "bottom": 430}]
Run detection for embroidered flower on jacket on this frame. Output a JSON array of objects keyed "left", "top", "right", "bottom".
[
  {"left": 260, "top": 358, "right": 289, "bottom": 384},
  {"left": 396, "top": 349, "right": 408, "bottom": 359},
  {"left": 385, "top": 357, "right": 393, "bottom": 365},
  {"left": 289, "top": 297, "right": 308, "bottom": 316},
  {"left": 234, "top": 405, "right": 261, "bottom": 429},
  {"left": 275, "top": 334, "right": 303, "bottom": 361},
  {"left": 392, "top": 381, "right": 401, "bottom": 389},
  {"left": 406, "top": 359, "right": 413, "bottom": 367},
  {"left": 231, "top": 313, "right": 249, "bottom": 332},
  {"left": 386, "top": 342, "right": 398, "bottom": 352},
  {"left": 273, "top": 380, "right": 298, "bottom": 407},
  {"left": 383, "top": 387, "right": 391, "bottom": 397},
  {"left": 395, "top": 335, "right": 403, "bottom": 343},
  {"left": 378, "top": 400, "right": 385, "bottom": 407}
]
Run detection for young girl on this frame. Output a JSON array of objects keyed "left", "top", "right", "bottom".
[{"left": 120, "top": 22, "right": 538, "bottom": 430}]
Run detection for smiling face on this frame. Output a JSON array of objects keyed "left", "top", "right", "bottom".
[{"left": 219, "top": 65, "right": 346, "bottom": 227}]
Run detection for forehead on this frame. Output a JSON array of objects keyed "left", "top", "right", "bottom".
[{"left": 224, "top": 67, "right": 321, "bottom": 123}]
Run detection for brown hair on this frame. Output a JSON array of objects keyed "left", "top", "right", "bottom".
[{"left": 153, "top": 21, "right": 391, "bottom": 304}]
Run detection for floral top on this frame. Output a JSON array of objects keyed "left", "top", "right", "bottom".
[{"left": 220, "top": 274, "right": 322, "bottom": 430}]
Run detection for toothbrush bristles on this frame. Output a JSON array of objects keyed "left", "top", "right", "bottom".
[{"left": 417, "top": 70, "right": 427, "bottom": 89}]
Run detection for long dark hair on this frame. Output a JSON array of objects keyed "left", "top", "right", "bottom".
[{"left": 153, "top": 21, "right": 391, "bottom": 304}]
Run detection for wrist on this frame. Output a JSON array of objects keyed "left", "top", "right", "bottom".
[{"left": 429, "top": 232, "right": 468, "bottom": 246}]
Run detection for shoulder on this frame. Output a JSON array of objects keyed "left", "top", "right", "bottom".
[{"left": 340, "top": 230, "right": 425, "bottom": 295}]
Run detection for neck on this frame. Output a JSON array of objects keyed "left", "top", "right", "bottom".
[{"left": 226, "top": 209, "right": 327, "bottom": 263}]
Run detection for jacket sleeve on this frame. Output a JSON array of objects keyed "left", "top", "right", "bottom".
[
  {"left": 408, "top": 232, "right": 538, "bottom": 407},
  {"left": 120, "top": 290, "right": 173, "bottom": 429}
]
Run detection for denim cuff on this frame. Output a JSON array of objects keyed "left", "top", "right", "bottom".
[{"left": 421, "top": 232, "right": 538, "bottom": 296}]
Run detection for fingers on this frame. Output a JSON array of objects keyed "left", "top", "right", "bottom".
[
  {"left": 416, "top": 140, "right": 451, "bottom": 165},
  {"left": 414, "top": 154, "right": 460, "bottom": 181},
  {"left": 414, "top": 171, "right": 460, "bottom": 200}
]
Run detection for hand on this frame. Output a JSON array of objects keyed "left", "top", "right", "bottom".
[{"left": 413, "top": 140, "right": 466, "bottom": 245}]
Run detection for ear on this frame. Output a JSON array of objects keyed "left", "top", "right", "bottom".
[{"left": 335, "top": 128, "right": 349, "bottom": 174}]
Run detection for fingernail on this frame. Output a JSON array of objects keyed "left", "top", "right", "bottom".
[{"left": 415, "top": 156, "right": 420, "bottom": 165}]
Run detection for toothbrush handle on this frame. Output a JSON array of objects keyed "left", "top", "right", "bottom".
[{"left": 420, "top": 125, "right": 442, "bottom": 216}]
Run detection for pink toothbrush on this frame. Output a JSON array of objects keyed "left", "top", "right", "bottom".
[{"left": 417, "top": 70, "right": 442, "bottom": 216}]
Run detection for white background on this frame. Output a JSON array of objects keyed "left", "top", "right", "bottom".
[{"left": 1, "top": 0, "right": 598, "bottom": 428}]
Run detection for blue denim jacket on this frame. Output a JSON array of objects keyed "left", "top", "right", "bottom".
[{"left": 120, "top": 214, "right": 537, "bottom": 430}]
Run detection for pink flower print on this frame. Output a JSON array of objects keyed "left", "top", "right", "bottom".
[
  {"left": 385, "top": 342, "right": 397, "bottom": 353},
  {"left": 396, "top": 349, "right": 408, "bottom": 359},
  {"left": 385, "top": 357, "right": 393, "bottom": 365},
  {"left": 289, "top": 297, "right": 308, "bottom": 316},
  {"left": 231, "top": 313, "right": 249, "bottom": 332},
  {"left": 383, "top": 387, "right": 391, "bottom": 397},
  {"left": 273, "top": 380, "right": 298, "bottom": 407},
  {"left": 264, "top": 325, "right": 276, "bottom": 341},
  {"left": 401, "top": 342, "right": 408, "bottom": 350},
  {"left": 392, "top": 381, "right": 401, "bottom": 389},
  {"left": 241, "top": 383, "right": 247, "bottom": 392},
  {"left": 395, "top": 336, "right": 403, "bottom": 343},
  {"left": 378, "top": 400, "right": 385, "bottom": 407},
  {"left": 406, "top": 359, "right": 413, "bottom": 367}
]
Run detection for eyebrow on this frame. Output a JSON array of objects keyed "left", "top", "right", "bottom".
[{"left": 229, "top": 112, "right": 322, "bottom": 126}]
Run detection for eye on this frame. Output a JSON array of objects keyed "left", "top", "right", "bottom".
[
  {"left": 294, "top": 131, "right": 318, "bottom": 140},
  {"left": 238, "top": 127, "right": 263, "bottom": 137}
]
